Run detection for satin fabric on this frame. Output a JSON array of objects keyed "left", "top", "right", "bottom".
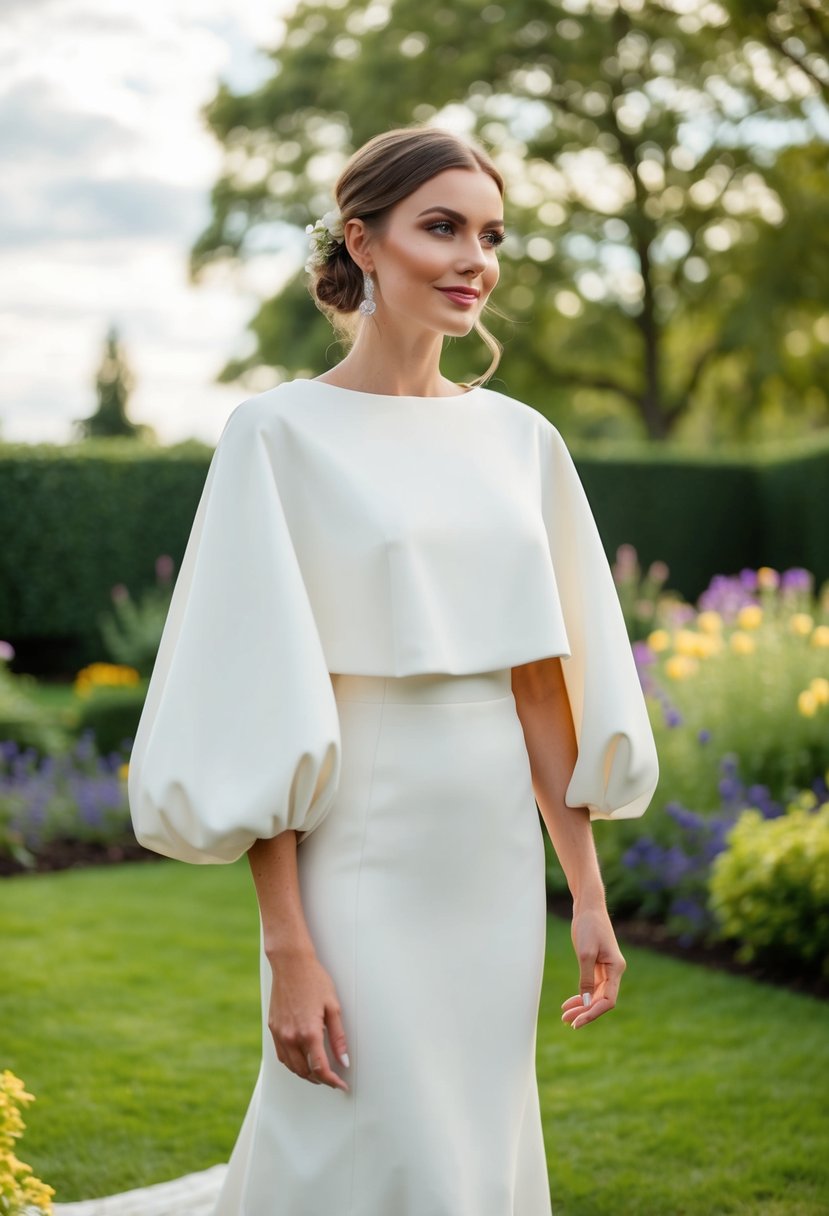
[
  {"left": 212, "top": 670, "right": 553, "bottom": 1216},
  {"left": 128, "top": 380, "right": 659, "bottom": 866}
]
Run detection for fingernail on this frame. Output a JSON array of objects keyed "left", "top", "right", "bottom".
[
  {"left": 340, "top": 1052, "right": 350, "bottom": 1068},
  {"left": 581, "top": 992, "right": 592, "bottom": 1008}
]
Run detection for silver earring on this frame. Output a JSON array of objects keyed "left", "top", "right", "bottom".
[{"left": 358, "top": 271, "right": 376, "bottom": 316}]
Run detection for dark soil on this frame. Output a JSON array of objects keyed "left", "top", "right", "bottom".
[
  {"left": 0, "top": 837, "right": 160, "bottom": 878},
  {"left": 2, "top": 843, "right": 825, "bottom": 1001}
]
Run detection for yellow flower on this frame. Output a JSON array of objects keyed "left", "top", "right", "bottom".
[
  {"left": 736, "top": 604, "right": 763, "bottom": 630},
  {"left": 756, "top": 566, "right": 780, "bottom": 590},
  {"left": 74, "top": 662, "right": 140, "bottom": 697},
  {"left": 674, "top": 629, "right": 700, "bottom": 656},
  {"left": 810, "top": 678, "right": 829, "bottom": 705},
  {"left": 789, "top": 613, "right": 814, "bottom": 636},
  {"left": 812, "top": 625, "right": 829, "bottom": 648},
  {"left": 665, "top": 654, "right": 698, "bottom": 680},
  {"left": 697, "top": 610, "right": 723, "bottom": 634},
  {"left": 118, "top": 762, "right": 130, "bottom": 781},
  {"left": 797, "top": 689, "right": 818, "bottom": 717},
  {"left": 730, "top": 631, "right": 756, "bottom": 655},
  {"left": 647, "top": 629, "right": 671, "bottom": 653}
]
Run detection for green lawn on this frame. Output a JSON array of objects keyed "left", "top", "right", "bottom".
[{"left": 2, "top": 863, "right": 828, "bottom": 1214}]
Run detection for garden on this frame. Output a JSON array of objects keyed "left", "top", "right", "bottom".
[{"left": 2, "top": 548, "right": 829, "bottom": 1214}]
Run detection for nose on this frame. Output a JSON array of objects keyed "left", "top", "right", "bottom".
[{"left": 456, "top": 234, "right": 488, "bottom": 276}]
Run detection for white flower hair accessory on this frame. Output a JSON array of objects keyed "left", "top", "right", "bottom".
[{"left": 304, "top": 208, "right": 345, "bottom": 273}]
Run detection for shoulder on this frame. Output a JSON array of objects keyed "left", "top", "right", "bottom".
[
  {"left": 219, "top": 381, "right": 315, "bottom": 442},
  {"left": 475, "top": 386, "right": 565, "bottom": 447}
]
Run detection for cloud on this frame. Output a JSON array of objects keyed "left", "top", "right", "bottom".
[{"left": 0, "top": 80, "right": 135, "bottom": 161}]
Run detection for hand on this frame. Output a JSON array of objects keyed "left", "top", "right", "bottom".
[
  {"left": 268, "top": 948, "right": 350, "bottom": 1091},
  {"left": 561, "top": 902, "right": 626, "bottom": 1030}
]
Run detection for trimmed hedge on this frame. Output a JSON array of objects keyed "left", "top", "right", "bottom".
[{"left": 2, "top": 429, "right": 828, "bottom": 672}]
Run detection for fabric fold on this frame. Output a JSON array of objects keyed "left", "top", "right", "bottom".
[
  {"left": 128, "top": 398, "right": 341, "bottom": 864},
  {"left": 541, "top": 423, "right": 659, "bottom": 820}
]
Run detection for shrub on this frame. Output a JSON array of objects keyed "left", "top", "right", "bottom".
[
  {"left": 97, "top": 554, "right": 174, "bottom": 676},
  {"left": 709, "top": 796, "right": 829, "bottom": 979},
  {"left": 0, "top": 644, "right": 63, "bottom": 756},
  {"left": 0, "top": 1070, "right": 54, "bottom": 1214}
]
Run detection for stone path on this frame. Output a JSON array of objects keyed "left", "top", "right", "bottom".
[{"left": 53, "top": 1165, "right": 227, "bottom": 1215}]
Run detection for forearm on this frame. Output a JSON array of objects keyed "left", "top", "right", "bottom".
[
  {"left": 247, "top": 831, "right": 317, "bottom": 961},
  {"left": 512, "top": 658, "right": 605, "bottom": 908}
]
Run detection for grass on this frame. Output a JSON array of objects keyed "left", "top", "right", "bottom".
[{"left": 2, "top": 863, "right": 828, "bottom": 1214}]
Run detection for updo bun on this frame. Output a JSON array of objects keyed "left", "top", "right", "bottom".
[{"left": 311, "top": 240, "right": 363, "bottom": 316}]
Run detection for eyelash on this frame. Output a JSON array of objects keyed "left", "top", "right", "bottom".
[{"left": 426, "top": 220, "right": 506, "bottom": 248}]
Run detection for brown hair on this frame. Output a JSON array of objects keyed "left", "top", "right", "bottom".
[{"left": 308, "top": 125, "right": 505, "bottom": 385}]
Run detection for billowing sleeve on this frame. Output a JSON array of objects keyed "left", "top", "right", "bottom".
[
  {"left": 540, "top": 422, "right": 659, "bottom": 820},
  {"left": 127, "top": 399, "right": 341, "bottom": 864}
]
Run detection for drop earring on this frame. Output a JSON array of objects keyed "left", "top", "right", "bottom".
[{"left": 358, "top": 271, "right": 376, "bottom": 317}]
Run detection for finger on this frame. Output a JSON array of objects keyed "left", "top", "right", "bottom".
[
  {"left": 281, "top": 1039, "right": 315, "bottom": 1080},
  {"left": 576, "top": 951, "right": 597, "bottom": 1005},
  {"left": 305, "top": 1040, "right": 349, "bottom": 1092},
  {"left": 325, "top": 1001, "right": 350, "bottom": 1070},
  {"left": 600, "top": 960, "right": 625, "bottom": 1011},
  {"left": 566, "top": 995, "right": 615, "bottom": 1028}
]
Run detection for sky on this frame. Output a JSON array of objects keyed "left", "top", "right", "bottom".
[{"left": 0, "top": 0, "right": 298, "bottom": 446}]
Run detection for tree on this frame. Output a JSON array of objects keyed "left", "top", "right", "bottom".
[
  {"left": 74, "top": 325, "right": 154, "bottom": 442},
  {"left": 191, "top": 0, "right": 829, "bottom": 441}
]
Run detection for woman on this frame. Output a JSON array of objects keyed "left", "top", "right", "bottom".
[{"left": 129, "top": 125, "right": 659, "bottom": 1216}]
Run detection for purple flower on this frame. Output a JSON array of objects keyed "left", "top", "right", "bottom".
[
  {"left": 664, "top": 707, "right": 683, "bottom": 728},
  {"left": 697, "top": 729, "right": 711, "bottom": 745},
  {"left": 780, "top": 567, "right": 812, "bottom": 593}
]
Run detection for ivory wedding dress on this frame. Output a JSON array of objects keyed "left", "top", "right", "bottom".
[{"left": 128, "top": 380, "right": 659, "bottom": 1215}]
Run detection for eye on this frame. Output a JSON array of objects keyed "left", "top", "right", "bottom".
[
  {"left": 426, "top": 220, "right": 455, "bottom": 236},
  {"left": 483, "top": 230, "right": 506, "bottom": 249}
]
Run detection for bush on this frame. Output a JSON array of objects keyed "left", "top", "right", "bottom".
[
  {"left": 709, "top": 797, "right": 829, "bottom": 979},
  {"left": 0, "top": 1070, "right": 54, "bottom": 1214},
  {"left": 98, "top": 554, "right": 174, "bottom": 676},
  {"left": 0, "top": 643, "right": 64, "bottom": 756}
]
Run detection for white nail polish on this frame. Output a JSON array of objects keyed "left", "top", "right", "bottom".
[
  {"left": 581, "top": 992, "right": 592, "bottom": 1008},
  {"left": 340, "top": 1052, "right": 350, "bottom": 1068}
]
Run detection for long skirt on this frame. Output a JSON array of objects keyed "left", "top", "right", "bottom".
[{"left": 212, "top": 668, "right": 553, "bottom": 1216}]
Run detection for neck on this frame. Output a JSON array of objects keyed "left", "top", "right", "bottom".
[{"left": 325, "top": 319, "right": 461, "bottom": 397}]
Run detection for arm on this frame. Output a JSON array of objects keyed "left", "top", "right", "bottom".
[
  {"left": 247, "top": 832, "right": 350, "bottom": 1090},
  {"left": 511, "top": 656, "right": 627, "bottom": 1029}
]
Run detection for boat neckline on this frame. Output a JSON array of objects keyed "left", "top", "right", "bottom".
[{"left": 295, "top": 378, "right": 483, "bottom": 402}]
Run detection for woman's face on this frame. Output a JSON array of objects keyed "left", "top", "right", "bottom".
[{"left": 355, "top": 167, "right": 504, "bottom": 337}]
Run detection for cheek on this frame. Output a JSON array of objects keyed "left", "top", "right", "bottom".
[
  {"left": 484, "top": 257, "right": 500, "bottom": 294},
  {"left": 384, "top": 236, "right": 452, "bottom": 284}
]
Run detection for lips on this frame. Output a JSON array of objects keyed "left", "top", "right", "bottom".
[{"left": 437, "top": 287, "right": 480, "bottom": 307}]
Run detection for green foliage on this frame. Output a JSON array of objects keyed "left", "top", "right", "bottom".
[
  {"left": 73, "top": 686, "right": 146, "bottom": 756},
  {"left": 72, "top": 324, "right": 150, "bottom": 443},
  {"left": 0, "top": 440, "right": 210, "bottom": 666},
  {"left": 98, "top": 558, "right": 175, "bottom": 676},
  {"left": 710, "top": 798, "right": 829, "bottom": 978},
  {"left": 0, "top": 658, "right": 63, "bottom": 755},
  {"left": 191, "top": 0, "right": 829, "bottom": 442}
]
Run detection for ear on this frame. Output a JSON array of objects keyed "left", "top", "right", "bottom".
[{"left": 343, "top": 218, "right": 374, "bottom": 274}]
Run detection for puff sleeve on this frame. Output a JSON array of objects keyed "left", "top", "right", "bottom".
[
  {"left": 127, "top": 399, "right": 341, "bottom": 864},
  {"left": 541, "top": 423, "right": 659, "bottom": 820}
]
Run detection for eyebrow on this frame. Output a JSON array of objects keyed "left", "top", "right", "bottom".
[{"left": 417, "top": 205, "right": 505, "bottom": 228}]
